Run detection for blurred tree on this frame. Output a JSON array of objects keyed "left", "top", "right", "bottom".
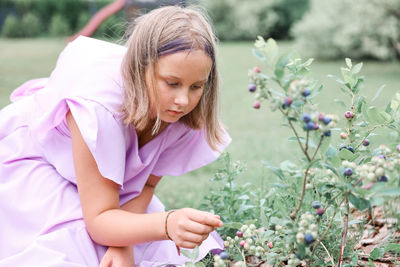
[
  {"left": 292, "top": 0, "right": 400, "bottom": 60},
  {"left": 200, "top": 0, "right": 309, "bottom": 41}
]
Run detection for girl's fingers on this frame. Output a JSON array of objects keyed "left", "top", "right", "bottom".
[
  {"left": 186, "top": 209, "right": 223, "bottom": 228},
  {"left": 183, "top": 220, "right": 215, "bottom": 235},
  {"left": 177, "top": 240, "right": 205, "bottom": 249}
]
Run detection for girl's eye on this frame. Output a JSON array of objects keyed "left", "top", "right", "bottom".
[
  {"left": 191, "top": 85, "right": 203, "bottom": 90},
  {"left": 166, "top": 81, "right": 179, "bottom": 87}
]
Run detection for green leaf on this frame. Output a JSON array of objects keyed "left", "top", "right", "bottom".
[
  {"left": 390, "top": 99, "right": 399, "bottom": 112},
  {"left": 349, "top": 193, "right": 370, "bottom": 211},
  {"left": 264, "top": 38, "right": 278, "bottom": 65},
  {"left": 373, "top": 188, "right": 400, "bottom": 197},
  {"left": 252, "top": 49, "right": 265, "bottom": 61},
  {"left": 370, "top": 247, "right": 384, "bottom": 260},
  {"left": 280, "top": 160, "right": 298, "bottom": 172},
  {"left": 263, "top": 161, "right": 284, "bottom": 180},
  {"left": 351, "top": 62, "right": 363, "bottom": 75},
  {"left": 367, "top": 107, "right": 385, "bottom": 124},
  {"left": 334, "top": 99, "right": 347, "bottom": 108},
  {"left": 371, "top": 84, "right": 385, "bottom": 103},
  {"left": 349, "top": 219, "right": 363, "bottom": 225},
  {"left": 328, "top": 74, "right": 345, "bottom": 85},
  {"left": 192, "top": 246, "right": 199, "bottom": 261},
  {"left": 345, "top": 58, "right": 352, "bottom": 69},
  {"left": 181, "top": 250, "right": 193, "bottom": 260},
  {"left": 384, "top": 243, "right": 400, "bottom": 254},
  {"left": 338, "top": 148, "right": 355, "bottom": 160}
]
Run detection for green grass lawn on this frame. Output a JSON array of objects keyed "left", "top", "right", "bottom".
[{"left": 1, "top": 38, "right": 400, "bottom": 209}]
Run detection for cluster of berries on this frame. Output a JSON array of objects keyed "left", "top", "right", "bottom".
[
  {"left": 311, "top": 201, "right": 325, "bottom": 216},
  {"left": 342, "top": 160, "right": 357, "bottom": 178},
  {"left": 353, "top": 157, "right": 389, "bottom": 183},
  {"left": 299, "top": 111, "right": 339, "bottom": 137},
  {"left": 224, "top": 224, "right": 266, "bottom": 257},
  {"left": 213, "top": 253, "right": 228, "bottom": 267},
  {"left": 247, "top": 66, "right": 267, "bottom": 109},
  {"left": 296, "top": 213, "right": 318, "bottom": 245}
]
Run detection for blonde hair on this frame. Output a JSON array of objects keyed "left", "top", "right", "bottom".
[{"left": 121, "top": 5, "right": 225, "bottom": 151}]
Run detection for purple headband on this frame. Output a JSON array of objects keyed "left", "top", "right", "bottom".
[{"left": 157, "top": 39, "right": 215, "bottom": 63}]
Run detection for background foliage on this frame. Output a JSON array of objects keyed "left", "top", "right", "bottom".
[
  {"left": 292, "top": 0, "right": 400, "bottom": 60},
  {"left": 0, "top": 0, "right": 124, "bottom": 38},
  {"left": 199, "top": 0, "right": 309, "bottom": 41}
]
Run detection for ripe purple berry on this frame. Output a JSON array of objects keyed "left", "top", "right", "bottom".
[
  {"left": 302, "top": 89, "right": 311, "bottom": 97},
  {"left": 313, "top": 123, "right": 319, "bottom": 130},
  {"left": 248, "top": 84, "right": 256, "bottom": 92},
  {"left": 316, "top": 207, "right": 325, "bottom": 216},
  {"left": 311, "top": 201, "right": 321, "bottom": 209},
  {"left": 302, "top": 113, "right": 311, "bottom": 123},
  {"left": 305, "top": 121, "right": 314, "bottom": 131},
  {"left": 344, "top": 168, "right": 353, "bottom": 176},
  {"left": 253, "top": 101, "right": 260, "bottom": 109},
  {"left": 304, "top": 233, "right": 314, "bottom": 244},
  {"left": 323, "top": 130, "right": 331, "bottom": 137},
  {"left": 345, "top": 111, "right": 354, "bottom": 119},
  {"left": 362, "top": 139, "right": 370, "bottom": 146},
  {"left": 322, "top": 116, "right": 332, "bottom": 125},
  {"left": 378, "top": 175, "right": 388, "bottom": 182},
  {"left": 236, "top": 231, "right": 243, "bottom": 237},
  {"left": 219, "top": 251, "right": 229, "bottom": 260}
]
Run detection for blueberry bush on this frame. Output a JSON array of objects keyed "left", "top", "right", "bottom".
[{"left": 198, "top": 38, "right": 400, "bottom": 266}]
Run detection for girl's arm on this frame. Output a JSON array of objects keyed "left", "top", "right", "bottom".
[{"left": 67, "top": 111, "right": 222, "bottom": 247}]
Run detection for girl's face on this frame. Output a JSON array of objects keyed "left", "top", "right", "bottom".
[{"left": 146, "top": 49, "right": 212, "bottom": 123}]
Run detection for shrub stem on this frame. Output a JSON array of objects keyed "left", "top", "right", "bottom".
[{"left": 337, "top": 193, "right": 350, "bottom": 267}]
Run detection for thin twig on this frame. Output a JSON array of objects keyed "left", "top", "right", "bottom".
[
  {"left": 337, "top": 193, "right": 350, "bottom": 267},
  {"left": 321, "top": 242, "right": 336, "bottom": 267},
  {"left": 311, "top": 135, "right": 324, "bottom": 161},
  {"left": 305, "top": 130, "right": 309, "bottom": 153},
  {"left": 287, "top": 119, "right": 311, "bottom": 162},
  {"left": 290, "top": 166, "right": 310, "bottom": 220}
]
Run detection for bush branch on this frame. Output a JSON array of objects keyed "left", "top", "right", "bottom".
[
  {"left": 337, "top": 193, "right": 350, "bottom": 267},
  {"left": 287, "top": 119, "right": 311, "bottom": 162},
  {"left": 290, "top": 166, "right": 310, "bottom": 220}
]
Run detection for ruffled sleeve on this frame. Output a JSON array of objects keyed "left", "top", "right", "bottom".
[
  {"left": 65, "top": 98, "right": 127, "bottom": 186},
  {"left": 151, "top": 125, "right": 231, "bottom": 177}
]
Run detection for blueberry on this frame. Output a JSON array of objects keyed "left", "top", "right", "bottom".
[
  {"left": 248, "top": 84, "right": 256, "bottom": 92},
  {"left": 322, "top": 116, "right": 332, "bottom": 125},
  {"left": 302, "top": 113, "right": 311, "bottom": 123},
  {"left": 296, "top": 253, "right": 301, "bottom": 259},
  {"left": 311, "top": 201, "right": 321, "bottom": 209},
  {"left": 219, "top": 251, "right": 228, "bottom": 260},
  {"left": 378, "top": 155, "right": 386, "bottom": 160},
  {"left": 302, "top": 89, "right": 311, "bottom": 97},
  {"left": 313, "top": 123, "right": 319, "bottom": 130},
  {"left": 284, "top": 97, "right": 292, "bottom": 106},
  {"left": 305, "top": 121, "right": 315, "bottom": 131},
  {"left": 378, "top": 175, "right": 388, "bottom": 182},
  {"left": 316, "top": 207, "right": 325, "bottom": 215},
  {"left": 347, "top": 146, "right": 354, "bottom": 153},
  {"left": 339, "top": 146, "right": 347, "bottom": 151},
  {"left": 344, "top": 168, "right": 353, "bottom": 176},
  {"left": 362, "top": 139, "right": 370, "bottom": 146},
  {"left": 323, "top": 130, "right": 331, "bottom": 136},
  {"left": 304, "top": 233, "right": 314, "bottom": 244}
]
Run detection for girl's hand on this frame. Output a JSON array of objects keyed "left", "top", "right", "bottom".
[
  {"left": 99, "top": 246, "right": 134, "bottom": 267},
  {"left": 167, "top": 208, "right": 223, "bottom": 249}
]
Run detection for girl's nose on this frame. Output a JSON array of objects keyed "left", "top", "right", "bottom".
[{"left": 174, "top": 89, "right": 189, "bottom": 107}]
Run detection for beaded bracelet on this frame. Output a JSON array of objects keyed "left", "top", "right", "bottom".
[
  {"left": 165, "top": 210, "right": 175, "bottom": 240},
  {"left": 165, "top": 210, "right": 180, "bottom": 255}
]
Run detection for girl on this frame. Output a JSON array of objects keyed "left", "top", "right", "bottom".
[{"left": 0, "top": 5, "right": 230, "bottom": 267}]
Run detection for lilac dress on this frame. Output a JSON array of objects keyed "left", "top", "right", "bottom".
[{"left": 0, "top": 36, "right": 230, "bottom": 267}]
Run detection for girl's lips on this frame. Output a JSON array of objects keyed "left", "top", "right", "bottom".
[{"left": 167, "top": 110, "right": 184, "bottom": 116}]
